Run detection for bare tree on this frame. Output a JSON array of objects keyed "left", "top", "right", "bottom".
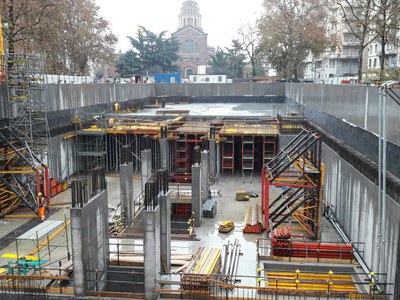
[
  {"left": 258, "top": 0, "right": 328, "bottom": 80},
  {"left": 64, "top": 0, "right": 117, "bottom": 75},
  {"left": 337, "top": 0, "right": 378, "bottom": 82},
  {"left": 0, "top": 0, "right": 57, "bottom": 53},
  {"left": 373, "top": 0, "right": 400, "bottom": 80},
  {"left": 238, "top": 23, "right": 260, "bottom": 78},
  {"left": 0, "top": 0, "right": 117, "bottom": 75}
]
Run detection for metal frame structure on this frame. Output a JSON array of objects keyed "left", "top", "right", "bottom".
[
  {"left": 261, "top": 128, "right": 323, "bottom": 239},
  {"left": 0, "top": 53, "right": 49, "bottom": 215}
]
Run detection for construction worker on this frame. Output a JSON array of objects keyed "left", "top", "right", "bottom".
[{"left": 36, "top": 192, "right": 46, "bottom": 222}]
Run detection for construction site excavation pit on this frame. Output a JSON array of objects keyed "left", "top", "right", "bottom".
[{"left": 0, "top": 95, "right": 393, "bottom": 299}]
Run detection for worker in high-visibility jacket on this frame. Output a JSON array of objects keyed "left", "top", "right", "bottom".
[{"left": 36, "top": 192, "right": 46, "bottom": 221}]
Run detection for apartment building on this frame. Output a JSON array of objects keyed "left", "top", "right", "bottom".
[{"left": 304, "top": 2, "right": 364, "bottom": 83}]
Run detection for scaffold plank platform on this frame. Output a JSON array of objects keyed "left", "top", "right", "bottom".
[{"left": 18, "top": 220, "right": 64, "bottom": 240}]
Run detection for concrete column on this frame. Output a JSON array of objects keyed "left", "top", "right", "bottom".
[
  {"left": 144, "top": 206, "right": 161, "bottom": 300},
  {"left": 201, "top": 150, "right": 209, "bottom": 202},
  {"left": 209, "top": 139, "right": 216, "bottom": 179},
  {"left": 216, "top": 142, "right": 221, "bottom": 177},
  {"left": 71, "top": 191, "right": 108, "bottom": 297},
  {"left": 160, "top": 138, "right": 169, "bottom": 170},
  {"left": 191, "top": 163, "right": 202, "bottom": 227},
  {"left": 141, "top": 149, "right": 152, "bottom": 191},
  {"left": 159, "top": 192, "right": 171, "bottom": 272},
  {"left": 120, "top": 162, "right": 133, "bottom": 225},
  {"left": 71, "top": 208, "right": 86, "bottom": 296}
]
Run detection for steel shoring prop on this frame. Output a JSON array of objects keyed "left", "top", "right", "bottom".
[
  {"left": 385, "top": 88, "right": 400, "bottom": 106},
  {"left": 269, "top": 135, "right": 319, "bottom": 181},
  {"left": 265, "top": 129, "right": 307, "bottom": 169},
  {"left": 6, "top": 129, "right": 46, "bottom": 167},
  {"left": 266, "top": 128, "right": 305, "bottom": 167},
  {"left": 267, "top": 129, "right": 311, "bottom": 172},
  {"left": 0, "top": 176, "right": 36, "bottom": 214},
  {"left": 268, "top": 182, "right": 302, "bottom": 208},
  {"left": 0, "top": 131, "right": 37, "bottom": 171},
  {"left": 270, "top": 190, "right": 317, "bottom": 233},
  {"left": 269, "top": 187, "right": 306, "bottom": 220},
  {"left": 270, "top": 189, "right": 316, "bottom": 224}
]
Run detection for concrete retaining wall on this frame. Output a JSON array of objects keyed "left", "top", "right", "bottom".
[
  {"left": 287, "top": 83, "right": 400, "bottom": 146},
  {"left": 43, "top": 83, "right": 285, "bottom": 112},
  {"left": 323, "top": 144, "right": 399, "bottom": 297},
  {"left": 44, "top": 84, "right": 155, "bottom": 111},
  {"left": 155, "top": 82, "right": 286, "bottom": 97}
]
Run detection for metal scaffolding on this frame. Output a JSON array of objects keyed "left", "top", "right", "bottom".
[
  {"left": 0, "top": 53, "right": 49, "bottom": 215},
  {"left": 7, "top": 53, "right": 47, "bottom": 153},
  {"left": 262, "top": 128, "right": 323, "bottom": 239}
]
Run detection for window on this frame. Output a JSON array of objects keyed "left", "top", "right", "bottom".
[
  {"left": 218, "top": 76, "right": 222, "bottom": 82},
  {"left": 205, "top": 77, "right": 210, "bottom": 82},
  {"left": 183, "top": 39, "right": 198, "bottom": 53},
  {"left": 373, "top": 58, "right": 377, "bottom": 68},
  {"left": 196, "top": 58, "right": 200, "bottom": 63},
  {"left": 193, "top": 76, "right": 197, "bottom": 82},
  {"left": 185, "top": 67, "right": 194, "bottom": 78}
]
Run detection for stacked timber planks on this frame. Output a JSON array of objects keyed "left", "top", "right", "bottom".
[
  {"left": 182, "top": 247, "right": 221, "bottom": 293},
  {"left": 243, "top": 204, "right": 264, "bottom": 233}
]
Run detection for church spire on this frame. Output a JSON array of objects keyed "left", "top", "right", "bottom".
[{"left": 178, "top": 0, "right": 202, "bottom": 30}]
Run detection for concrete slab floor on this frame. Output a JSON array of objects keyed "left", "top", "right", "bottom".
[{"left": 0, "top": 173, "right": 356, "bottom": 296}]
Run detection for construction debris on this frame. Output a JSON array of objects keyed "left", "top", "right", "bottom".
[{"left": 243, "top": 204, "right": 264, "bottom": 233}]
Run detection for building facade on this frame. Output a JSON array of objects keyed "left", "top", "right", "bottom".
[
  {"left": 367, "top": 42, "right": 399, "bottom": 76},
  {"left": 304, "top": 2, "right": 364, "bottom": 83},
  {"left": 172, "top": 0, "right": 210, "bottom": 78}
]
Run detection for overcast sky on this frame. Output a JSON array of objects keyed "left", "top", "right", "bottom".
[{"left": 95, "top": 0, "right": 264, "bottom": 52}]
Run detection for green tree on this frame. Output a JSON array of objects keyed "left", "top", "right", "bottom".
[
  {"left": 226, "top": 40, "right": 246, "bottom": 78},
  {"left": 258, "top": 0, "right": 328, "bottom": 80},
  {"left": 116, "top": 50, "right": 141, "bottom": 78},
  {"left": 119, "top": 26, "right": 179, "bottom": 75},
  {"left": 209, "top": 47, "right": 230, "bottom": 75},
  {"left": 209, "top": 41, "right": 246, "bottom": 78}
]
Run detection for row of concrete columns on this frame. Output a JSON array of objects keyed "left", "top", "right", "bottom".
[{"left": 72, "top": 136, "right": 214, "bottom": 298}]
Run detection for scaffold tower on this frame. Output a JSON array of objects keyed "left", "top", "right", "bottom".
[{"left": 0, "top": 53, "right": 49, "bottom": 216}]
